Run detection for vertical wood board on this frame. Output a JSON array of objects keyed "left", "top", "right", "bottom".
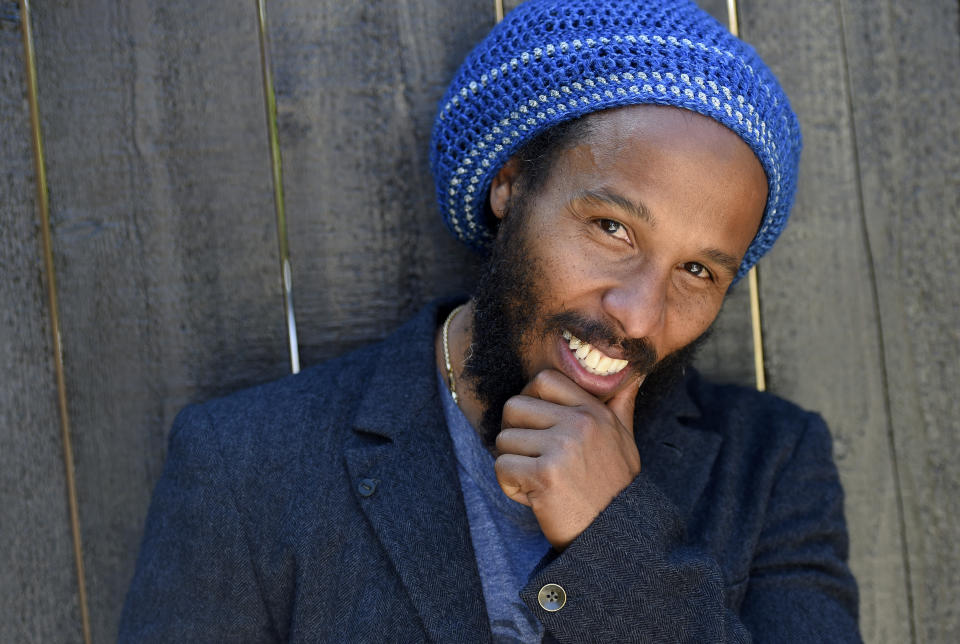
[
  {"left": 740, "top": 1, "right": 911, "bottom": 641},
  {"left": 839, "top": 0, "right": 960, "bottom": 639},
  {"left": 270, "top": 0, "right": 487, "bottom": 367},
  {"left": 0, "top": 13, "right": 82, "bottom": 643},
  {"left": 29, "top": 1, "right": 288, "bottom": 638}
]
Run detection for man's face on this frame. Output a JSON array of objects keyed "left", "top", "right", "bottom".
[{"left": 465, "top": 105, "right": 767, "bottom": 439}]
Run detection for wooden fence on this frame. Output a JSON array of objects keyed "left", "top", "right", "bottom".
[{"left": 1, "top": 0, "right": 957, "bottom": 641}]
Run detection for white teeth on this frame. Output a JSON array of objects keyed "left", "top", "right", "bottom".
[
  {"left": 584, "top": 349, "right": 602, "bottom": 369},
  {"left": 563, "top": 330, "right": 630, "bottom": 377}
]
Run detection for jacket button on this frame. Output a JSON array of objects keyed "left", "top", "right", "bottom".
[
  {"left": 537, "top": 583, "right": 566, "bottom": 612},
  {"left": 357, "top": 478, "right": 379, "bottom": 497}
]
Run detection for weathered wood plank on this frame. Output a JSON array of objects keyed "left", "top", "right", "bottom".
[
  {"left": 28, "top": 1, "right": 287, "bottom": 639},
  {"left": 839, "top": 0, "right": 960, "bottom": 640},
  {"left": 269, "top": 0, "right": 487, "bottom": 366},
  {"left": 740, "top": 1, "right": 912, "bottom": 641},
  {"left": 0, "top": 13, "right": 82, "bottom": 643}
]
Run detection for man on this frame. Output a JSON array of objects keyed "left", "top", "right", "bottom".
[{"left": 121, "top": 0, "right": 860, "bottom": 641}]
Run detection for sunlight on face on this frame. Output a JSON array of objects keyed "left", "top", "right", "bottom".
[{"left": 489, "top": 104, "right": 768, "bottom": 400}]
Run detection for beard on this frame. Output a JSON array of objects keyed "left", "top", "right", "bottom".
[{"left": 462, "top": 198, "right": 707, "bottom": 447}]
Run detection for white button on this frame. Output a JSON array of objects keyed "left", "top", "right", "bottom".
[{"left": 537, "top": 583, "right": 566, "bottom": 611}]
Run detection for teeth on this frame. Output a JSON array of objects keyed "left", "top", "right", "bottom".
[
  {"left": 564, "top": 330, "right": 630, "bottom": 376},
  {"left": 584, "top": 349, "right": 602, "bottom": 369}
]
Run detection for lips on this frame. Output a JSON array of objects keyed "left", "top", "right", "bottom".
[{"left": 561, "top": 330, "right": 629, "bottom": 376}]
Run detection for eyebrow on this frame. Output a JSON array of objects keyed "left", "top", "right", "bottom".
[
  {"left": 573, "top": 188, "right": 655, "bottom": 227},
  {"left": 702, "top": 248, "right": 741, "bottom": 280},
  {"left": 573, "top": 188, "right": 742, "bottom": 280}
]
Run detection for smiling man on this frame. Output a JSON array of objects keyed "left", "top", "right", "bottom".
[
  {"left": 451, "top": 104, "right": 769, "bottom": 556},
  {"left": 121, "top": 0, "right": 860, "bottom": 642}
]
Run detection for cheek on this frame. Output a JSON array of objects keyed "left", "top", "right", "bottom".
[
  {"left": 664, "top": 288, "right": 723, "bottom": 349},
  {"left": 531, "top": 238, "right": 599, "bottom": 305}
]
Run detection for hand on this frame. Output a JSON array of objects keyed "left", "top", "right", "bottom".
[{"left": 494, "top": 369, "right": 643, "bottom": 550}]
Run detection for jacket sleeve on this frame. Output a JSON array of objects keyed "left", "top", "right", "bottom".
[
  {"left": 118, "top": 405, "right": 276, "bottom": 643},
  {"left": 520, "top": 413, "right": 861, "bottom": 643}
]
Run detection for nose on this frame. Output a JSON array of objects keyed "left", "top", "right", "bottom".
[{"left": 601, "top": 266, "right": 668, "bottom": 340}]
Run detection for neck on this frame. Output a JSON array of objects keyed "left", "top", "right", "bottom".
[{"left": 435, "top": 300, "right": 486, "bottom": 432}]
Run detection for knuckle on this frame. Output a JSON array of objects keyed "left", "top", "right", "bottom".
[
  {"left": 536, "top": 460, "right": 557, "bottom": 489},
  {"left": 532, "top": 370, "right": 555, "bottom": 389},
  {"left": 500, "top": 399, "right": 520, "bottom": 426},
  {"left": 536, "top": 455, "right": 561, "bottom": 487},
  {"left": 570, "top": 407, "right": 597, "bottom": 433},
  {"left": 553, "top": 431, "right": 577, "bottom": 452}
]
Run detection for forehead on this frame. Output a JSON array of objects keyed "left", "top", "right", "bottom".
[
  {"left": 571, "top": 105, "right": 767, "bottom": 186},
  {"left": 539, "top": 105, "right": 769, "bottom": 262}
]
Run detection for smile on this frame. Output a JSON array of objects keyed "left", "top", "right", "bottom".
[{"left": 562, "top": 330, "right": 629, "bottom": 377}]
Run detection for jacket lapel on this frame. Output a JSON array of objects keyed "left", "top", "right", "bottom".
[
  {"left": 636, "top": 371, "right": 723, "bottom": 523},
  {"left": 343, "top": 301, "right": 492, "bottom": 642}
]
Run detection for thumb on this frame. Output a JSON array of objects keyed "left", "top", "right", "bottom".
[{"left": 606, "top": 378, "right": 641, "bottom": 434}]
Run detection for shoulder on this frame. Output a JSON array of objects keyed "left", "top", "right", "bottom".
[
  {"left": 163, "top": 298, "right": 452, "bottom": 492},
  {"left": 162, "top": 338, "right": 394, "bottom": 520},
  {"left": 683, "top": 370, "right": 838, "bottom": 486},
  {"left": 691, "top": 371, "right": 818, "bottom": 428},
  {"left": 153, "top": 339, "right": 394, "bottom": 559},
  {"left": 173, "top": 339, "right": 379, "bottom": 451},
  {"left": 691, "top": 370, "right": 832, "bottom": 446}
]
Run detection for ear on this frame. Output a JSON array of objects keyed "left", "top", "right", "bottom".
[{"left": 488, "top": 157, "right": 522, "bottom": 221}]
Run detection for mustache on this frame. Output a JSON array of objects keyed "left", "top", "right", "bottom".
[{"left": 543, "top": 310, "right": 658, "bottom": 374}]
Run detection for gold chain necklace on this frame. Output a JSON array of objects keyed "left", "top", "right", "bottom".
[{"left": 442, "top": 304, "right": 466, "bottom": 404}]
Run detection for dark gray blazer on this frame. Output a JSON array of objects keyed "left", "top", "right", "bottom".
[{"left": 119, "top": 300, "right": 860, "bottom": 642}]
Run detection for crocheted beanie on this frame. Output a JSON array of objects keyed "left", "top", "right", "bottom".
[{"left": 430, "top": 0, "right": 801, "bottom": 279}]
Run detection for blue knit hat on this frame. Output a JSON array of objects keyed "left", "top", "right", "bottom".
[{"left": 430, "top": 0, "right": 801, "bottom": 279}]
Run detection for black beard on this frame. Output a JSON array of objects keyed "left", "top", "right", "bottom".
[
  {"left": 461, "top": 203, "right": 534, "bottom": 447},
  {"left": 462, "top": 201, "right": 705, "bottom": 447}
]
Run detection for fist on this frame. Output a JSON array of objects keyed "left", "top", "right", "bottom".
[{"left": 494, "top": 369, "right": 642, "bottom": 550}]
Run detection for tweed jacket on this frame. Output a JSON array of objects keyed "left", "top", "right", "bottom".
[{"left": 120, "top": 300, "right": 861, "bottom": 643}]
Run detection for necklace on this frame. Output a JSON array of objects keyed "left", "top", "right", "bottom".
[{"left": 442, "top": 304, "right": 466, "bottom": 404}]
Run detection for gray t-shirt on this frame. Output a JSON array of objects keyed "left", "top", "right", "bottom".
[{"left": 438, "top": 373, "right": 552, "bottom": 643}]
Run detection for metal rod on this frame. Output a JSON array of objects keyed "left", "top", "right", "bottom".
[
  {"left": 17, "top": 1, "right": 93, "bottom": 642},
  {"left": 747, "top": 266, "right": 766, "bottom": 391},
  {"left": 726, "top": 0, "right": 740, "bottom": 38},
  {"left": 725, "top": 0, "right": 767, "bottom": 392},
  {"left": 256, "top": 0, "right": 300, "bottom": 374}
]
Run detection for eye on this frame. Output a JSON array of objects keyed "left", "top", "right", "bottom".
[
  {"left": 597, "top": 218, "right": 630, "bottom": 244},
  {"left": 683, "top": 262, "right": 713, "bottom": 280}
]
